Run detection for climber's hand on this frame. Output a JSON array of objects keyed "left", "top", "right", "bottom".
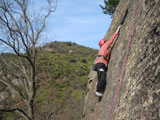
[
  {"left": 118, "top": 25, "right": 121, "bottom": 30},
  {"left": 116, "top": 25, "right": 121, "bottom": 33}
]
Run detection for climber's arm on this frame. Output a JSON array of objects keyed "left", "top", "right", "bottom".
[{"left": 107, "top": 26, "right": 121, "bottom": 47}]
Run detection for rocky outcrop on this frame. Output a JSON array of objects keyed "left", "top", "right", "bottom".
[{"left": 82, "top": 0, "right": 160, "bottom": 120}]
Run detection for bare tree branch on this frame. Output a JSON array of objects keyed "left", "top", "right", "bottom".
[
  {"left": 0, "top": 0, "right": 57, "bottom": 119},
  {"left": 0, "top": 108, "right": 32, "bottom": 120}
]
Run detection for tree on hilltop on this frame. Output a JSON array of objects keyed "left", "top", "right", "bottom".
[{"left": 100, "top": 0, "right": 120, "bottom": 16}]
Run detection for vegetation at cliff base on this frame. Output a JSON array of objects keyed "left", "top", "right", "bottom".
[{"left": 0, "top": 41, "right": 97, "bottom": 120}]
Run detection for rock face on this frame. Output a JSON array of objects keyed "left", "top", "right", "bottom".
[{"left": 82, "top": 0, "right": 160, "bottom": 120}]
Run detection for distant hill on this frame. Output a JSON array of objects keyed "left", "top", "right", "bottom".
[
  {"left": 38, "top": 41, "right": 98, "bottom": 55},
  {"left": 0, "top": 41, "right": 98, "bottom": 120}
]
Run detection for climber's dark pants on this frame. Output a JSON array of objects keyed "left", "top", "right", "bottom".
[{"left": 95, "top": 63, "right": 107, "bottom": 93}]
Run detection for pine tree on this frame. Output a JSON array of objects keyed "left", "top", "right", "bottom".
[{"left": 100, "top": 0, "right": 120, "bottom": 16}]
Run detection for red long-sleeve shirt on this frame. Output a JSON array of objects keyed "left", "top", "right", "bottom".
[{"left": 96, "top": 31, "right": 118, "bottom": 67}]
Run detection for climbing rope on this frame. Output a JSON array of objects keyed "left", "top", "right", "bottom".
[{"left": 106, "top": 0, "right": 143, "bottom": 120}]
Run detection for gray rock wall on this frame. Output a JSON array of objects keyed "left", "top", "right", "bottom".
[{"left": 82, "top": 0, "right": 160, "bottom": 120}]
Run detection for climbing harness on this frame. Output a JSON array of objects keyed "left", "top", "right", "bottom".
[
  {"left": 98, "top": 55, "right": 108, "bottom": 61},
  {"left": 98, "top": 54, "right": 110, "bottom": 63},
  {"left": 105, "top": 0, "right": 143, "bottom": 120}
]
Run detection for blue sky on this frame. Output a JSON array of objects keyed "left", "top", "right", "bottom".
[{"left": 44, "top": 0, "right": 112, "bottom": 49}]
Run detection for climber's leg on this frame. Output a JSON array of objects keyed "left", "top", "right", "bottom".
[{"left": 95, "top": 63, "right": 107, "bottom": 94}]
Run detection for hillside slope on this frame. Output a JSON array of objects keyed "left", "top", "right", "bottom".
[
  {"left": 82, "top": 0, "right": 160, "bottom": 120},
  {"left": 0, "top": 42, "right": 97, "bottom": 120},
  {"left": 36, "top": 42, "right": 97, "bottom": 120}
]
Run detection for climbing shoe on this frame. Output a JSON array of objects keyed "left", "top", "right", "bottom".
[{"left": 95, "top": 92, "right": 103, "bottom": 97}]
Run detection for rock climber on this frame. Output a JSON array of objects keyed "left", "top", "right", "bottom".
[{"left": 94, "top": 26, "right": 121, "bottom": 97}]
